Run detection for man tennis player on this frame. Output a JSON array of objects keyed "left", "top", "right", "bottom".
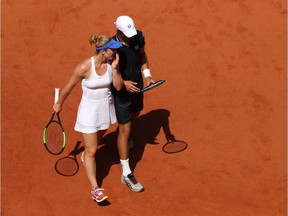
[{"left": 112, "top": 15, "right": 154, "bottom": 192}]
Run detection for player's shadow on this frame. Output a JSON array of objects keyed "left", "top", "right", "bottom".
[{"left": 96, "top": 109, "right": 175, "bottom": 186}]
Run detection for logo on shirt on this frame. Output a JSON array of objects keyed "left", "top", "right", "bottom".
[{"left": 134, "top": 45, "right": 139, "bottom": 50}]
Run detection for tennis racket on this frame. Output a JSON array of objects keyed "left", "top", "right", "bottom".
[
  {"left": 141, "top": 79, "right": 166, "bottom": 92},
  {"left": 43, "top": 88, "right": 66, "bottom": 155},
  {"left": 162, "top": 139, "right": 188, "bottom": 154}
]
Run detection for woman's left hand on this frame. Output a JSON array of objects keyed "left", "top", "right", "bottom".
[{"left": 111, "top": 53, "right": 119, "bottom": 70}]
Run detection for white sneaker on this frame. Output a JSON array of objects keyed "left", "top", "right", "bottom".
[
  {"left": 81, "top": 151, "right": 85, "bottom": 165},
  {"left": 121, "top": 173, "right": 144, "bottom": 192}
]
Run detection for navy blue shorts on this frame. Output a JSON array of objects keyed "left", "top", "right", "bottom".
[{"left": 114, "top": 92, "right": 144, "bottom": 124}]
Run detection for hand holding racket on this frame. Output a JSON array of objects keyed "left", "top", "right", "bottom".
[
  {"left": 43, "top": 88, "right": 66, "bottom": 155},
  {"left": 141, "top": 79, "right": 166, "bottom": 92}
]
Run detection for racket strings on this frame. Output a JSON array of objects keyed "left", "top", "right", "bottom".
[{"left": 45, "top": 122, "right": 64, "bottom": 154}]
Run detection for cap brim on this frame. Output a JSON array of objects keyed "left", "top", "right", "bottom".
[
  {"left": 123, "top": 27, "right": 137, "bottom": 38},
  {"left": 96, "top": 38, "right": 122, "bottom": 51},
  {"left": 108, "top": 40, "right": 122, "bottom": 49}
]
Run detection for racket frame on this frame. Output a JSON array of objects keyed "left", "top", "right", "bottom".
[
  {"left": 43, "top": 112, "right": 66, "bottom": 155},
  {"left": 141, "top": 79, "right": 166, "bottom": 92}
]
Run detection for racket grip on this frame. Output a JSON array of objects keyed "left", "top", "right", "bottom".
[{"left": 55, "top": 88, "right": 60, "bottom": 103}]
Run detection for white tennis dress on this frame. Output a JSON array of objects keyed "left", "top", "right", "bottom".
[{"left": 74, "top": 57, "right": 117, "bottom": 133}]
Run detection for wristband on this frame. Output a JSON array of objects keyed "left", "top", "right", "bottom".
[{"left": 143, "top": 69, "right": 152, "bottom": 78}]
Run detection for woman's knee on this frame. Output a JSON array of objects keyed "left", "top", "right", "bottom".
[{"left": 84, "top": 147, "right": 97, "bottom": 157}]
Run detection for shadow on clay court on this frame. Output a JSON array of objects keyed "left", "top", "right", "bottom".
[
  {"left": 96, "top": 108, "right": 180, "bottom": 186},
  {"left": 53, "top": 109, "right": 186, "bottom": 194},
  {"left": 54, "top": 141, "right": 84, "bottom": 177}
]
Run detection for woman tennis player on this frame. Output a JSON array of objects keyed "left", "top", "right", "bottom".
[{"left": 53, "top": 35, "right": 123, "bottom": 203}]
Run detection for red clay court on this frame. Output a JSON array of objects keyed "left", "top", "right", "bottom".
[{"left": 1, "top": 0, "right": 287, "bottom": 215}]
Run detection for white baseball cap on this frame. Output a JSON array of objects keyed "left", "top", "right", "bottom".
[{"left": 115, "top": 15, "right": 137, "bottom": 38}]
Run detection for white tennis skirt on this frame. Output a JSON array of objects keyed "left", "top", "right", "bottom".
[{"left": 74, "top": 96, "right": 116, "bottom": 133}]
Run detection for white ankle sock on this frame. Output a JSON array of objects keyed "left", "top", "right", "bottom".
[{"left": 120, "top": 159, "right": 132, "bottom": 177}]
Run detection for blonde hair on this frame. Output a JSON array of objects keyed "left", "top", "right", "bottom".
[{"left": 89, "top": 35, "right": 111, "bottom": 51}]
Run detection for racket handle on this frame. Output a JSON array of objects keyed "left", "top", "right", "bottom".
[{"left": 55, "top": 88, "right": 60, "bottom": 103}]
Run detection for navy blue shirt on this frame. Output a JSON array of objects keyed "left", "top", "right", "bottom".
[{"left": 113, "top": 30, "right": 145, "bottom": 93}]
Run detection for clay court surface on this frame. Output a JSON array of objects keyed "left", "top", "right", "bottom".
[{"left": 1, "top": 0, "right": 287, "bottom": 215}]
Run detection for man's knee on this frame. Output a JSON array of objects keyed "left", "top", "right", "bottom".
[{"left": 119, "top": 123, "right": 131, "bottom": 136}]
